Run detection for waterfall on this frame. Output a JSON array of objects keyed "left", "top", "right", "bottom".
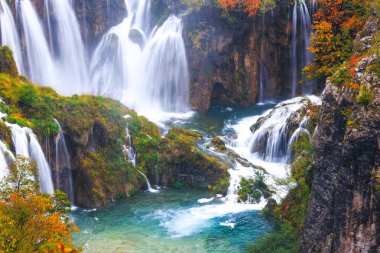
[
  {"left": 0, "top": 140, "right": 14, "bottom": 179},
  {"left": 26, "top": 129, "right": 54, "bottom": 194},
  {"left": 137, "top": 170, "right": 159, "bottom": 193},
  {"left": 54, "top": 119, "right": 74, "bottom": 202},
  {"left": 291, "top": 0, "right": 313, "bottom": 97},
  {"left": 123, "top": 125, "right": 136, "bottom": 167},
  {"left": 16, "top": 0, "right": 57, "bottom": 86},
  {"left": 122, "top": 125, "right": 158, "bottom": 193},
  {"left": 229, "top": 96, "right": 321, "bottom": 176},
  {"left": 136, "top": 15, "right": 189, "bottom": 114},
  {"left": 8, "top": 123, "right": 30, "bottom": 157},
  {"left": 291, "top": 3, "right": 298, "bottom": 97},
  {"left": 6, "top": 123, "right": 54, "bottom": 194},
  {"left": 91, "top": 0, "right": 190, "bottom": 120},
  {"left": 258, "top": 14, "right": 267, "bottom": 103},
  {"left": 44, "top": 0, "right": 53, "bottom": 51},
  {"left": 0, "top": 0, "right": 24, "bottom": 73},
  {"left": 1, "top": 0, "right": 190, "bottom": 120},
  {"left": 46, "top": 0, "right": 89, "bottom": 94}
]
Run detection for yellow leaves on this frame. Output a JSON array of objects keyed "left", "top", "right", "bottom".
[
  {"left": 0, "top": 191, "right": 79, "bottom": 252},
  {"left": 218, "top": 0, "right": 261, "bottom": 16}
]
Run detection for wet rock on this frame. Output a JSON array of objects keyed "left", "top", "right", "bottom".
[{"left": 301, "top": 16, "right": 380, "bottom": 253}]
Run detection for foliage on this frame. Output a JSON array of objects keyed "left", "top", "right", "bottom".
[
  {"left": 0, "top": 46, "right": 18, "bottom": 77},
  {"left": 180, "top": 0, "right": 207, "bottom": 11},
  {"left": 275, "top": 135, "right": 314, "bottom": 231},
  {"left": 207, "top": 136, "right": 227, "bottom": 151},
  {"left": 217, "top": 0, "right": 276, "bottom": 16},
  {"left": 160, "top": 128, "right": 229, "bottom": 191},
  {"left": 246, "top": 224, "right": 299, "bottom": 253},
  {"left": 237, "top": 171, "right": 272, "bottom": 203},
  {"left": 356, "top": 85, "right": 374, "bottom": 106},
  {"left": 0, "top": 157, "right": 79, "bottom": 253},
  {"left": 304, "top": 0, "right": 371, "bottom": 80}
]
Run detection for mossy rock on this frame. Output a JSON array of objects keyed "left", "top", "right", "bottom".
[
  {"left": 0, "top": 73, "right": 230, "bottom": 206},
  {"left": 0, "top": 46, "right": 18, "bottom": 77},
  {"left": 207, "top": 136, "right": 227, "bottom": 152}
]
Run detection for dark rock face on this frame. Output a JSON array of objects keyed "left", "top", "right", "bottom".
[
  {"left": 301, "top": 17, "right": 380, "bottom": 253},
  {"left": 183, "top": 1, "right": 295, "bottom": 111},
  {"left": 72, "top": 0, "right": 126, "bottom": 49},
  {"left": 26, "top": 0, "right": 301, "bottom": 111}
]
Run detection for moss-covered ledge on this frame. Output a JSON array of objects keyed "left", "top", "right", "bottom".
[{"left": 0, "top": 72, "right": 229, "bottom": 207}]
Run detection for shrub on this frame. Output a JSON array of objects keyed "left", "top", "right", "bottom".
[
  {"left": 246, "top": 224, "right": 299, "bottom": 253},
  {"left": 356, "top": 85, "right": 374, "bottom": 106}
]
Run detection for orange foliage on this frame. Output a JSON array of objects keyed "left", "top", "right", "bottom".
[
  {"left": 305, "top": 0, "right": 371, "bottom": 80},
  {"left": 0, "top": 192, "right": 79, "bottom": 253},
  {"left": 313, "top": 0, "right": 344, "bottom": 28},
  {"left": 218, "top": 0, "right": 261, "bottom": 16},
  {"left": 349, "top": 55, "right": 361, "bottom": 78},
  {"left": 0, "top": 157, "right": 79, "bottom": 253}
]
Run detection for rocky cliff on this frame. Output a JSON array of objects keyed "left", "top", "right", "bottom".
[
  {"left": 17, "top": 0, "right": 305, "bottom": 111},
  {"left": 300, "top": 16, "right": 380, "bottom": 253},
  {"left": 0, "top": 48, "right": 229, "bottom": 208},
  {"left": 183, "top": 0, "right": 296, "bottom": 111}
]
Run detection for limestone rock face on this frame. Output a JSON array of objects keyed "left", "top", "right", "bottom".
[
  {"left": 301, "top": 16, "right": 380, "bottom": 253},
  {"left": 26, "top": 0, "right": 301, "bottom": 111},
  {"left": 183, "top": 1, "right": 295, "bottom": 111}
]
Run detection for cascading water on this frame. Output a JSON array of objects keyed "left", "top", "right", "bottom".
[
  {"left": 0, "top": 0, "right": 24, "bottom": 73},
  {"left": 288, "top": 117, "right": 311, "bottom": 147},
  {"left": 123, "top": 125, "right": 136, "bottom": 167},
  {"left": 45, "top": 0, "right": 89, "bottom": 94},
  {"left": 291, "top": 0, "right": 313, "bottom": 97},
  {"left": 2, "top": 0, "right": 190, "bottom": 121},
  {"left": 258, "top": 13, "right": 267, "bottom": 103},
  {"left": 5, "top": 122, "right": 54, "bottom": 194},
  {"left": 123, "top": 125, "right": 158, "bottom": 193},
  {"left": 137, "top": 170, "right": 159, "bottom": 193},
  {"left": 26, "top": 128, "right": 55, "bottom": 194},
  {"left": 0, "top": 140, "right": 14, "bottom": 179},
  {"left": 54, "top": 119, "right": 74, "bottom": 202},
  {"left": 91, "top": 0, "right": 190, "bottom": 120},
  {"left": 228, "top": 96, "right": 321, "bottom": 177},
  {"left": 16, "top": 0, "right": 57, "bottom": 86},
  {"left": 8, "top": 123, "right": 30, "bottom": 157},
  {"left": 135, "top": 15, "right": 189, "bottom": 114}
]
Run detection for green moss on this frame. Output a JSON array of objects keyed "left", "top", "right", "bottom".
[
  {"left": 0, "top": 46, "right": 18, "bottom": 77},
  {"left": 0, "top": 73, "right": 229, "bottom": 202},
  {"left": 0, "top": 121, "right": 12, "bottom": 147},
  {"left": 329, "top": 65, "right": 351, "bottom": 86},
  {"left": 275, "top": 135, "right": 314, "bottom": 231},
  {"left": 356, "top": 85, "right": 374, "bottom": 106},
  {"left": 246, "top": 224, "right": 299, "bottom": 253},
  {"left": 208, "top": 176, "right": 229, "bottom": 192},
  {"left": 237, "top": 172, "right": 272, "bottom": 203},
  {"left": 207, "top": 136, "right": 227, "bottom": 151}
]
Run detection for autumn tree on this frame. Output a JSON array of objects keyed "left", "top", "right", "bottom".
[
  {"left": 218, "top": 0, "right": 276, "bottom": 16},
  {"left": 0, "top": 156, "right": 79, "bottom": 253},
  {"left": 304, "top": 0, "right": 371, "bottom": 80}
]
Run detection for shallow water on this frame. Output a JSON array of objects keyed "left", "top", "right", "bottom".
[
  {"left": 73, "top": 102, "right": 286, "bottom": 252},
  {"left": 73, "top": 188, "right": 271, "bottom": 253},
  {"left": 164, "top": 102, "right": 277, "bottom": 136}
]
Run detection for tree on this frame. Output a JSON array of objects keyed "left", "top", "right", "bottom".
[
  {"left": 0, "top": 156, "right": 79, "bottom": 253},
  {"left": 304, "top": 0, "right": 371, "bottom": 80},
  {"left": 218, "top": 0, "right": 276, "bottom": 16}
]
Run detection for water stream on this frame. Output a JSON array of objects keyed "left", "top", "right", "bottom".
[{"left": 54, "top": 119, "right": 74, "bottom": 202}]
